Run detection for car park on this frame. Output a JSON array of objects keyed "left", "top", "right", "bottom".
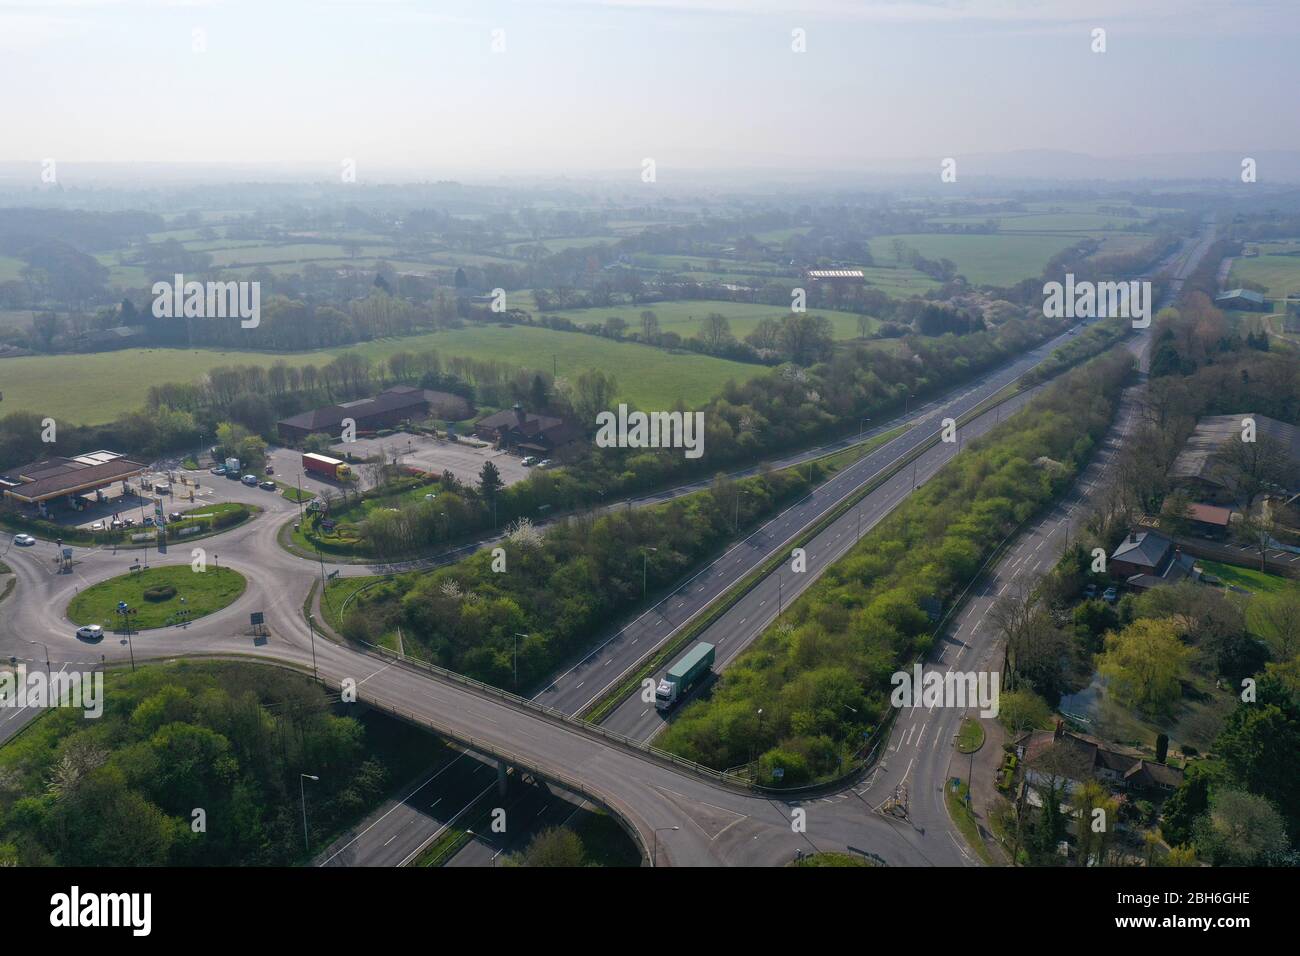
[
  {"left": 76, "top": 624, "right": 103, "bottom": 640},
  {"left": 13, "top": 533, "right": 36, "bottom": 546},
  {"left": 259, "top": 480, "right": 277, "bottom": 491}
]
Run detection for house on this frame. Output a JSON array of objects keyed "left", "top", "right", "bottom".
[
  {"left": 805, "top": 268, "right": 866, "bottom": 287},
  {"left": 1185, "top": 502, "right": 1233, "bottom": 538},
  {"left": 1109, "top": 529, "right": 1200, "bottom": 591},
  {"left": 1215, "top": 289, "right": 1269, "bottom": 311},
  {"left": 1167, "top": 413, "right": 1300, "bottom": 503},
  {"left": 1014, "top": 723, "right": 1184, "bottom": 799},
  {"left": 473, "top": 404, "right": 582, "bottom": 459},
  {"left": 276, "top": 385, "right": 473, "bottom": 443}
]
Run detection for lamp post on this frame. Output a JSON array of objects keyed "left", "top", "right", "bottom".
[
  {"left": 858, "top": 417, "right": 870, "bottom": 460},
  {"left": 307, "top": 613, "right": 319, "bottom": 681},
  {"left": 23, "top": 638, "right": 50, "bottom": 678},
  {"left": 642, "top": 547, "right": 658, "bottom": 598},
  {"left": 116, "top": 604, "right": 137, "bottom": 672},
  {"left": 300, "top": 773, "right": 319, "bottom": 853},
  {"left": 513, "top": 633, "right": 527, "bottom": 690},
  {"left": 652, "top": 825, "right": 679, "bottom": 867}
]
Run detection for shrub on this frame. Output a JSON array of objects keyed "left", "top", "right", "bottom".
[{"left": 143, "top": 585, "right": 177, "bottom": 602}]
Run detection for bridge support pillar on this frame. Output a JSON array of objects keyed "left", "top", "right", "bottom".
[{"left": 497, "top": 760, "right": 508, "bottom": 796}]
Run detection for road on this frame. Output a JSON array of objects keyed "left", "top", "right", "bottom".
[{"left": 0, "top": 221, "right": 1219, "bottom": 867}]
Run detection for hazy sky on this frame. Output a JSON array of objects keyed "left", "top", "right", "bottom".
[{"left": 4, "top": 0, "right": 1300, "bottom": 175}]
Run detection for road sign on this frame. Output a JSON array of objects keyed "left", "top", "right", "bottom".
[
  {"left": 250, "top": 612, "right": 264, "bottom": 626},
  {"left": 62, "top": 548, "right": 72, "bottom": 560}
]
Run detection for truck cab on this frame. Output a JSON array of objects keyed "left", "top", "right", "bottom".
[{"left": 654, "top": 678, "right": 678, "bottom": 711}]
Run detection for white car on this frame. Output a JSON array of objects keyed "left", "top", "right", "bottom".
[
  {"left": 521, "top": 456, "right": 538, "bottom": 467},
  {"left": 91, "top": 521, "right": 105, "bottom": 532},
  {"left": 13, "top": 534, "right": 36, "bottom": 546},
  {"left": 76, "top": 624, "right": 103, "bottom": 640}
]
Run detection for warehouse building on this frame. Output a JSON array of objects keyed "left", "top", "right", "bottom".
[{"left": 276, "top": 385, "right": 473, "bottom": 444}]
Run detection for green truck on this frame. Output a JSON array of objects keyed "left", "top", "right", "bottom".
[{"left": 655, "top": 642, "right": 715, "bottom": 711}]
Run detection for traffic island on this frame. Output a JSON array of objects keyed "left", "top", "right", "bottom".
[{"left": 67, "top": 565, "right": 247, "bottom": 631}]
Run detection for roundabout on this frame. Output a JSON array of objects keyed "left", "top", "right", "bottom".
[{"left": 67, "top": 565, "right": 247, "bottom": 631}]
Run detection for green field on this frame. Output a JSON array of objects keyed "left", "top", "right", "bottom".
[
  {"left": 0, "top": 323, "right": 769, "bottom": 425},
  {"left": 1229, "top": 248, "right": 1300, "bottom": 299},
  {"left": 869, "top": 233, "right": 1079, "bottom": 286},
  {"left": 67, "top": 565, "right": 246, "bottom": 630}
]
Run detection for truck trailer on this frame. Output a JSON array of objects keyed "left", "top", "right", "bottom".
[
  {"left": 302, "top": 453, "right": 353, "bottom": 481},
  {"left": 655, "top": 642, "right": 715, "bottom": 711}
]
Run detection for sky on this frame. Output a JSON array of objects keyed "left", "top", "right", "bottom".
[{"left": 3, "top": 0, "right": 1300, "bottom": 177}]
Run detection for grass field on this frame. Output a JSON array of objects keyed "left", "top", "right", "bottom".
[
  {"left": 0, "top": 324, "right": 769, "bottom": 424},
  {"left": 67, "top": 565, "right": 246, "bottom": 630},
  {"left": 868, "top": 233, "right": 1079, "bottom": 286},
  {"left": 1229, "top": 248, "right": 1300, "bottom": 299}
]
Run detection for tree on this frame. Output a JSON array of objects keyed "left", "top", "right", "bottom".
[
  {"left": 1213, "top": 675, "right": 1300, "bottom": 836},
  {"left": 1234, "top": 508, "right": 1278, "bottom": 572},
  {"left": 1096, "top": 618, "right": 1189, "bottom": 713},
  {"left": 1257, "top": 591, "right": 1300, "bottom": 660},
  {"left": 698, "top": 312, "right": 733, "bottom": 352},
  {"left": 478, "top": 460, "right": 504, "bottom": 503},
  {"left": 639, "top": 310, "right": 660, "bottom": 342},
  {"left": 571, "top": 368, "right": 619, "bottom": 432},
  {"left": 997, "top": 688, "right": 1052, "bottom": 736},
  {"left": 1192, "top": 790, "right": 1289, "bottom": 866},
  {"left": 507, "top": 826, "right": 586, "bottom": 867},
  {"left": 1210, "top": 434, "right": 1295, "bottom": 510}
]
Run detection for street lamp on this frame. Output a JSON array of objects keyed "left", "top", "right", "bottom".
[
  {"left": 300, "top": 773, "right": 319, "bottom": 853},
  {"left": 513, "top": 633, "right": 527, "bottom": 690},
  {"left": 858, "top": 417, "right": 871, "bottom": 460},
  {"left": 652, "top": 825, "right": 679, "bottom": 867},
  {"left": 23, "top": 638, "right": 50, "bottom": 678},
  {"left": 642, "top": 547, "right": 658, "bottom": 598},
  {"left": 115, "top": 603, "right": 137, "bottom": 672},
  {"left": 307, "top": 613, "right": 319, "bottom": 681}
]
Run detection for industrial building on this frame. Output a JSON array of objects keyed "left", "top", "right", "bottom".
[{"left": 276, "top": 385, "right": 473, "bottom": 444}]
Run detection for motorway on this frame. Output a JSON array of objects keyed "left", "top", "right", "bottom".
[{"left": 0, "top": 222, "right": 1219, "bottom": 866}]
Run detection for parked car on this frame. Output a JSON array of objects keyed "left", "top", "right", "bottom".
[
  {"left": 168, "top": 512, "right": 184, "bottom": 522},
  {"left": 13, "top": 534, "right": 36, "bottom": 546},
  {"left": 1083, "top": 583, "right": 1097, "bottom": 599},
  {"left": 210, "top": 465, "right": 227, "bottom": 476},
  {"left": 90, "top": 521, "right": 105, "bottom": 532},
  {"left": 1102, "top": 587, "right": 1118, "bottom": 604},
  {"left": 521, "top": 456, "right": 538, "bottom": 467},
  {"left": 76, "top": 624, "right": 103, "bottom": 640},
  {"left": 142, "top": 516, "right": 154, "bottom": 527},
  {"left": 241, "top": 474, "right": 258, "bottom": 486},
  {"left": 259, "top": 480, "right": 277, "bottom": 491},
  {"left": 265, "top": 465, "right": 275, "bottom": 475},
  {"left": 122, "top": 517, "right": 135, "bottom": 528}
]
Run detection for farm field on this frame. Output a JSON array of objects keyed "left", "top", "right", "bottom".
[
  {"left": 868, "top": 233, "right": 1080, "bottom": 286},
  {"left": 1229, "top": 245, "right": 1300, "bottom": 299},
  {"left": 0, "top": 323, "right": 768, "bottom": 424}
]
